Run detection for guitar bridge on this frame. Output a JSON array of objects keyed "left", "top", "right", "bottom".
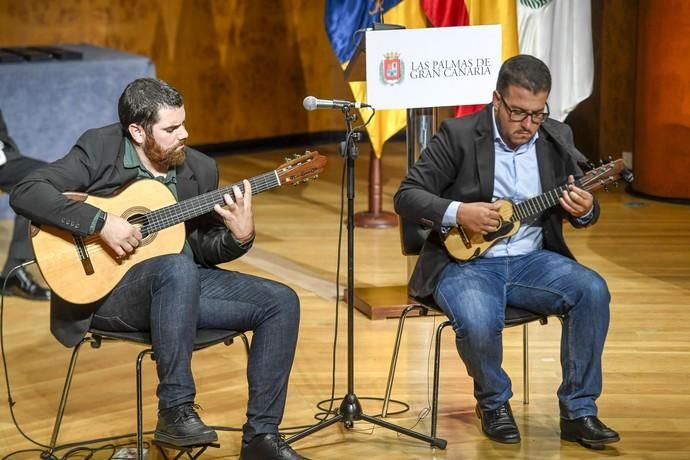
[
  {"left": 74, "top": 235, "right": 95, "bottom": 275},
  {"left": 457, "top": 225, "right": 472, "bottom": 249}
]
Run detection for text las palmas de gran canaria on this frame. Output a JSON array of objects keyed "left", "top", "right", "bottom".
[{"left": 409, "top": 58, "right": 492, "bottom": 79}]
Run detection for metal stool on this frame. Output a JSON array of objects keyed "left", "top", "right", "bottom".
[
  {"left": 43, "top": 328, "right": 249, "bottom": 459},
  {"left": 382, "top": 296, "right": 551, "bottom": 439}
]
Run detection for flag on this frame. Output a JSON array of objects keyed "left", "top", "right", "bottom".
[
  {"left": 325, "top": 0, "right": 427, "bottom": 158},
  {"left": 421, "top": 0, "right": 519, "bottom": 117},
  {"left": 517, "top": 0, "right": 594, "bottom": 122},
  {"left": 325, "top": 0, "right": 402, "bottom": 64}
]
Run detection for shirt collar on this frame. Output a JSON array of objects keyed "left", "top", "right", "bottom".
[{"left": 124, "top": 138, "right": 177, "bottom": 184}]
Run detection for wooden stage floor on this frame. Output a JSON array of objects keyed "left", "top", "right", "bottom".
[{"left": 1, "top": 143, "right": 689, "bottom": 459}]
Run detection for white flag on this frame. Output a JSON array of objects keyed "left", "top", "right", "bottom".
[{"left": 517, "top": 0, "right": 594, "bottom": 122}]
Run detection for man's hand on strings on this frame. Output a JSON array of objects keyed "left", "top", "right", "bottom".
[
  {"left": 214, "top": 179, "right": 255, "bottom": 243},
  {"left": 560, "top": 175, "right": 594, "bottom": 218},
  {"left": 100, "top": 214, "right": 142, "bottom": 258},
  {"left": 456, "top": 202, "right": 503, "bottom": 235}
]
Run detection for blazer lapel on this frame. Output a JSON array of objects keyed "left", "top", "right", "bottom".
[
  {"left": 475, "top": 105, "right": 496, "bottom": 201},
  {"left": 175, "top": 161, "right": 198, "bottom": 201},
  {"left": 536, "top": 136, "right": 557, "bottom": 191}
]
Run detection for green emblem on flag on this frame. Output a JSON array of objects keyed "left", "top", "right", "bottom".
[{"left": 520, "top": 0, "right": 552, "bottom": 8}]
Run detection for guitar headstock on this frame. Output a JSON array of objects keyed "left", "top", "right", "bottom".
[
  {"left": 276, "top": 151, "right": 327, "bottom": 186},
  {"left": 580, "top": 158, "right": 633, "bottom": 193}
]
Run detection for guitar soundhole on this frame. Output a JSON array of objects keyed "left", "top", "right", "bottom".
[
  {"left": 485, "top": 221, "right": 514, "bottom": 241},
  {"left": 123, "top": 208, "right": 157, "bottom": 247}
]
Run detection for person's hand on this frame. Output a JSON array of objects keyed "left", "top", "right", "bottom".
[
  {"left": 560, "top": 175, "right": 594, "bottom": 218},
  {"left": 99, "top": 214, "right": 142, "bottom": 258},
  {"left": 214, "top": 179, "right": 255, "bottom": 243},
  {"left": 456, "top": 202, "right": 503, "bottom": 235}
]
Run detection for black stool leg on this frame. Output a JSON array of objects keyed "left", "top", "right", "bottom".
[
  {"left": 431, "top": 321, "right": 452, "bottom": 439},
  {"left": 523, "top": 323, "right": 530, "bottom": 404},
  {"left": 382, "top": 305, "right": 428, "bottom": 417},
  {"left": 137, "top": 348, "right": 153, "bottom": 459},
  {"left": 239, "top": 333, "right": 250, "bottom": 357},
  {"left": 43, "top": 338, "right": 88, "bottom": 458}
]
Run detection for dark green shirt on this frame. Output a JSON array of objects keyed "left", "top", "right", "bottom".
[{"left": 91, "top": 138, "right": 194, "bottom": 258}]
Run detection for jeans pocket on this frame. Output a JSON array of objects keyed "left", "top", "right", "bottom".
[{"left": 92, "top": 314, "right": 140, "bottom": 332}]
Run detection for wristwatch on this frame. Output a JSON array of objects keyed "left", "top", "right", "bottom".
[{"left": 94, "top": 212, "right": 107, "bottom": 233}]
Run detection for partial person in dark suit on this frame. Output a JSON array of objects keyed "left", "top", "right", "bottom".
[
  {"left": 11, "top": 78, "right": 307, "bottom": 460},
  {"left": 0, "top": 109, "right": 50, "bottom": 300},
  {"left": 394, "top": 55, "right": 619, "bottom": 450}
]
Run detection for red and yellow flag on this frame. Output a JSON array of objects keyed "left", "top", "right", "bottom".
[{"left": 421, "top": 0, "right": 519, "bottom": 117}]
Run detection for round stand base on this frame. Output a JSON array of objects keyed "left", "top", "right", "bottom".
[{"left": 353, "top": 211, "right": 398, "bottom": 228}]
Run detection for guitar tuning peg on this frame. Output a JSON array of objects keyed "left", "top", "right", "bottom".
[{"left": 284, "top": 157, "right": 291, "bottom": 162}]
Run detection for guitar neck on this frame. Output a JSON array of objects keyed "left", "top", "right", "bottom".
[
  {"left": 510, "top": 179, "right": 582, "bottom": 223},
  {"left": 142, "top": 170, "right": 280, "bottom": 235}
]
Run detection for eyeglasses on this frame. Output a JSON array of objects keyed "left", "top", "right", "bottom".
[{"left": 498, "top": 93, "right": 549, "bottom": 124}]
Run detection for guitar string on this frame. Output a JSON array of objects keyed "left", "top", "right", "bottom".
[
  {"left": 510, "top": 167, "right": 613, "bottom": 222},
  {"left": 72, "top": 176, "right": 279, "bottom": 256},
  {"left": 133, "top": 172, "right": 276, "bottom": 226},
  {"left": 75, "top": 172, "right": 279, "bottom": 247},
  {"left": 142, "top": 174, "right": 278, "bottom": 231},
  {"left": 125, "top": 158, "right": 318, "bottom": 231},
  {"left": 70, "top": 156, "right": 322, "bottom": 251}
]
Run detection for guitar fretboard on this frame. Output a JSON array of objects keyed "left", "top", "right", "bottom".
[
  {"left": 510, "top": 179, "right": 583, "bottom": 222},
  {"left": 141, "top": 170, "right": 279, "bottom": 236}
]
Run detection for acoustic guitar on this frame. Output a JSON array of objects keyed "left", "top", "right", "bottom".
[
  {"left": 443, "top": 158, "right": 632, "bottom": 262},
  {"left": 30, "top": 151, "right": 326, "bottom": 304}
]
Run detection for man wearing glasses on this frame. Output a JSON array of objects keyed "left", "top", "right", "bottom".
[{"left": 395, "top": 55, "right": 619, "bottom": 449}]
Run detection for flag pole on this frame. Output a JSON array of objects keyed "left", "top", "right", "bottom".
[{"left": 353, "top": 152, "right": 398, "bottom": 228}]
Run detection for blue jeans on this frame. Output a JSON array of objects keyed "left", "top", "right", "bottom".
[
  {"left": 90, "top": 254, "right": 300, "bottom": 442},
  {"left": 434, "top": 250, "right": 610, "bottom": 420}
]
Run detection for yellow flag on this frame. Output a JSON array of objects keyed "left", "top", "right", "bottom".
[{"left": 466, "top": 0, "right": 519, "bottom": 61}]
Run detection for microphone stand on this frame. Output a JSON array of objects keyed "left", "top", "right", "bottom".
[{"left": 286, "top": 106, "right": 446, "bottom": 449}]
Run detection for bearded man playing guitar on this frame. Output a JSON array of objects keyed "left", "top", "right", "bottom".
[
  {"left": 11, "top": 78, "right": 309, "bottom": 460},
  {"left": 395, "top": 55, "right": 619, "bottom": 450}
]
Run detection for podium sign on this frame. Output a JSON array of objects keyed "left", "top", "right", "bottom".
[{"left": 365, "top": 25, "right": 501, "bottom": 109}]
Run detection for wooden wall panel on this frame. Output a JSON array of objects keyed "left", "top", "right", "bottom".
[
  {"left": 634, "top": 0, "right": 690, "bottom": 199},
  {"left": 567, "top": 0, "right": 637, "bottom": 164},
  {"left": 598, "top": 0, "right": 637, "bottom": 163},
  {"left": 0, "top": 0, "right": 658, "bottom": 177},
  {"left": 0, "top": 0, "right": 352, "bottom": 145}
]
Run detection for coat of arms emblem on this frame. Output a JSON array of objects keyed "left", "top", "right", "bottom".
[{"left": 380, "top": 52, "right": 404, "bottom": 85}]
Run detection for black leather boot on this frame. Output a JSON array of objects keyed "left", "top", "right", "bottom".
[{"left": 154, "top": 403, "right": 218, "bottom": 447}]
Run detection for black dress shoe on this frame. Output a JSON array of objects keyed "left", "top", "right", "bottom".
[
  {"left": 475, "top": 402, "right": 521, "bottom": 444},
  {"left": 0, "top": 267, "right": 50, "bottom": 301},
  {"left": 240, "top": 433, "right": 310, "bottom": 460},
  {"left": 561, "top": 415, "right": 620, "bottom": 449},
  {"left": 154, "top": 403, "right": 218, "bottom": 447}
]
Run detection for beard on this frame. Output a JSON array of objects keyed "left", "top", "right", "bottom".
[{"left": 143, "top": 135, "right": 186, "bottom": 169}]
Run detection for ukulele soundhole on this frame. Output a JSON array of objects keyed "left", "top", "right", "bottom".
[{"left": 123, "top": 207, "right": 157, "bottom": 246}]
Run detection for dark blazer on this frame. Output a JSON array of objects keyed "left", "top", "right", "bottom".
[
  {"left": 11, "top": 123, "right": 251, "bottom": 347},
  {"left": 0, "top": 109, "right": 21, "bottom": 164},
  {"left": 394, "top": 104, "right": 599, "bottom": 300},
  {"left": 1, "top": 109, "right": 48, "bottom": 263}
]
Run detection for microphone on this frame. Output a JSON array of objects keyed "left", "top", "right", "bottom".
[{"left": 303, "top": 96, "right": 371, "bottom": 111}]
